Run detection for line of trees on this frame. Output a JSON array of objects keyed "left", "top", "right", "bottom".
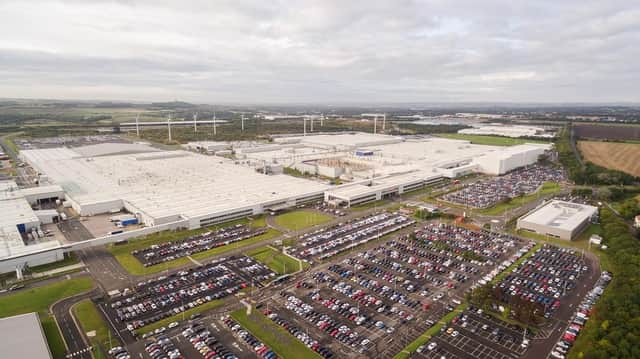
[{"left": 569, "top": 208, "right": 640, "bottom": 359}]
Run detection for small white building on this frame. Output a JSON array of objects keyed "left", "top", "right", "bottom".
[{"left": 517, "top": 200, "right": 598, "bottom": 240}]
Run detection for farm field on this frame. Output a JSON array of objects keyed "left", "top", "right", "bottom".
[
  {"left": 574, "top": 124, "right": 640, "bottom": 141},
  {"left": 578, "top": 141, "right": 640, "bottom": 177}
]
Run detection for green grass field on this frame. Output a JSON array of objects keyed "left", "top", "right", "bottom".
[
  {"left": 246, "top": 246, "right": 308, "bottom": 274},
  {"left": 435, "top": 133, "right": 550, "bottom": 146},
  {"left": 231, "top": 309, "right": 321, "bottom": 359},
  {"left": 137, "top": 299, "right": 223, "bottom": 336},
  {"left": 0, "top": 276, "right": 94, "bottom": 358},
  {"left": 273, "top": 210, "right": 332, "bottom": 231},
  {"left": 108, "top": 216, "right": 279, "bottom": 275},
  {"left": 478, "top": 182, "right": 562, "bottom": 216},
  {"left": 73, "top": 299, "right": 120, "bottom": 358}
]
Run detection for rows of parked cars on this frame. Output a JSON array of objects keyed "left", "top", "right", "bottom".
[
  {"left": 144, "top": 335, "right": 183, "bottom": 359},
  {"left": 223, "top": 317, "right": 277, "bottom": 359},
  {"left": 261, "top": 308, "right": 334, "bottom": 358},
  {"left": 108, "top": 346, "right": 130, "bottom": 359},
  {"left": 132, "top": 224, "right": 266, "bottom": 266},
  {"left": 495, "top": 244, "right": 587, "bottom": 319},
  {"left": 282, "top": 294, "right": 371, "bottom": 350},
  {"left": 413, "top": 223, "right": 523, "bottom": 263},
  {"left": 327, "top": 264, "right": 421, "bottom": 309},
  {"left": 107, "top": 257, "right": 276, "bottom": 331},
  {"left": 182, "top": 321, "right": 238, "bottom": 359},
  {"left": 442, "top": 165, "right": 566, "bottom": 208},
  {"left": 291, "top": 212, "right": 414, "bottom": 260},
  {"left": 551, "top": 271, "right": 611, "bottom": 359}
]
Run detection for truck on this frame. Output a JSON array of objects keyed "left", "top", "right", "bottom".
[
  {"left": 120, "top": 218, "right": 139, "bottom": 226},
  {"left": 110, "top": 214, "right": 135, "bottom": 222}
]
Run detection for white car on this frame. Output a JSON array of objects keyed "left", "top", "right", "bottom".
[
  {"left": 168, "top": 321, "right": 179, "bottom": 329},
  {"left": 427, "top": 342, "right": 438, "bottom": 351}
]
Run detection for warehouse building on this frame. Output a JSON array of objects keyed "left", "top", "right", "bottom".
[
  {"left": 20, "top": 147, "right": 328, "bottom": 229},
  {"left": 0, "top": 312, "right": 53, "bottom": 359},
  {"left": 0, "top": 181, "right": 65, "bottom": 275},
  {"left": 517, "top": 200, "right": 598, "bottom": 240}
]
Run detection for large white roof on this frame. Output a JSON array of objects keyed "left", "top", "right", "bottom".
[
  {"left": 519, "top": 200, "right": 598, "bottom": 232},
  {"left": 0, "top": 181, "right": 61, "bottom": 260},
  {"left": 21, "top": 147, "right": 329, "bottom": 222}
]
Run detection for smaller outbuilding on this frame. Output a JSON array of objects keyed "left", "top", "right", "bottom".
[
  {"left": 517, "top": 200, "right": 598, "bottom": 240},
  {"left": 0, "top": 312, "right": 53, "bottom": 359}
]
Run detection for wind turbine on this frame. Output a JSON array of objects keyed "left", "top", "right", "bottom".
[
  {"left": 135, "top": 113, "right": 140, "bottom": 137},
  {"left": 193, "top": 112, "right": 198, "bottom": 133},
  {"left": 213, "top": 111, "right": 217, "bottom": 135},
  {"left": 167, "top": 114, "right": 172, "bottom": 142},
  {"left": 241, "top": 114, "right": 245, "bottom": 132}
]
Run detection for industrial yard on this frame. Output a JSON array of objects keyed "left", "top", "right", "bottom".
[{"left": 0, "top": 131, "right": 616, "bottom": 359}]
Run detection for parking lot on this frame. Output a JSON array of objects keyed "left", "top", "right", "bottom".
[
  {"left": 494, "top": 244, "right": 587, "bottom": 320},
  {"left": 415, "top": 306, "right": 533, "bottom": 359},
  {"left": 131, "top": 224, "right": 267, "bottom": 266},
  {"left": 442, "top": 165, "right": 566, "bottom": 208},
  {"left": 288, "top": 212, "right": 415, "bottom": 261},
  {"left": 255, "top": 223, "right": 528, "bottom": 358},
  {"left": 103, "top": 255, "right": 276, "bottom": 337},
  {"left": 124, "top": 318, "right": 256, "bottom": 359}
]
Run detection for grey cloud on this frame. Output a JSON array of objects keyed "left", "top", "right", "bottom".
[{"left": 0, "top": 0, "right": 638, "bottom": 103}]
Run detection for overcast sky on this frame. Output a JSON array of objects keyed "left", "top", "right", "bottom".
[{"left": 0, "top": 0, "right": 638, "bottom": 104}]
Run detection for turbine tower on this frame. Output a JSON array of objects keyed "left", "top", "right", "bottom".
[
  {"left": 213, "top": 111, "right": 217, "bottom": 135},
  {"left": 135, "top": 113, "right": 140, "bottom": 137},
  {"left": 167, "top": 115, "right": 172, "bottom": 142},
  {"left": 241, "top": 114, "right": 245, "bottom": 132},
  {"left": 193, "top": 112, "right": 198, "bottom": 133}
]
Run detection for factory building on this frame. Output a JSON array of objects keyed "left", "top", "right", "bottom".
[
  {"left": 0, "top": 181, "right": 65, "bottom": 275},
  {"left": 19, "top": 146, "right": 328, "bottom": 229},
  {"left": 517, "top": 200, "right": 598, "bottom": 240}
]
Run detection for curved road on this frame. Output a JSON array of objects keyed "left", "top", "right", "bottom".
[{"left": 52, "top": 285, "right": 102, "bottom": 359}]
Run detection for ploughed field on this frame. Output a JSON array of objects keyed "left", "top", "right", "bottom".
[
  {"left": 574, "top": 124, "right": 640, "bottom": 141},
  {"left": 578, "top": 141, "right": 640, "bottom": 177}
]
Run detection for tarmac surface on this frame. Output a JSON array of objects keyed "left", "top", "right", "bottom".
[{"left": 51, "top": 277, "right": 100, "bottom": 359}]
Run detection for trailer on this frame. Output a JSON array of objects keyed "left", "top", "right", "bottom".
[
  {"left": 120, "top": 218, "right": 139, "bottom": 226},
  {"left": 110, "top": 214, "right": 136, "bottom": 222}
]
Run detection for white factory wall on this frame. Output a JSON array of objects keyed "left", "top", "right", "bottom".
[
  {"left": 0, "top": 248, "right": 65, "bottom": 274},
  {"left": 66, "top": 195, "right": 124, "bottom": 217},
  {"left": 317, "top": 165, "right": 344, "bottom": 178}
]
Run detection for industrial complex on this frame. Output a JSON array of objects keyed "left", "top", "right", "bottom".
[{"left": 0, "top": 132, "right": 553, "bottom": 275}]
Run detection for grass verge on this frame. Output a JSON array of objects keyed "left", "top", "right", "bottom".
[
  {"left": 231, "top": 309, "right": 321, "bottom": 359},
  {"left": 351, "top": 199, "right": 388, "bottom": 211},
  {"left": 246, "top": 246, "right": 308, "bottom": 274},
  {"left": 393, "top": 303, "right": 469, "bottom": 359},
  {"left": 0, "top": 276, "right": 94, "bottom": 359},
  {"left": 137, "top": 299, "right": 224, "bottom": 336},
  {"left": 434, "top": 133, "right": 550, "bottom": 146},
  {"left": 28, "top": 253, "right": 80, "bottom": 273},
  {"left": 273, "top": 210, "right": 332, "bottom": 231},
  {"left": 73, "top": 299, "right": 120, "bottom": 358},
  {"left": 108, "top": 219, "right": 279, "bottom": 275}
]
